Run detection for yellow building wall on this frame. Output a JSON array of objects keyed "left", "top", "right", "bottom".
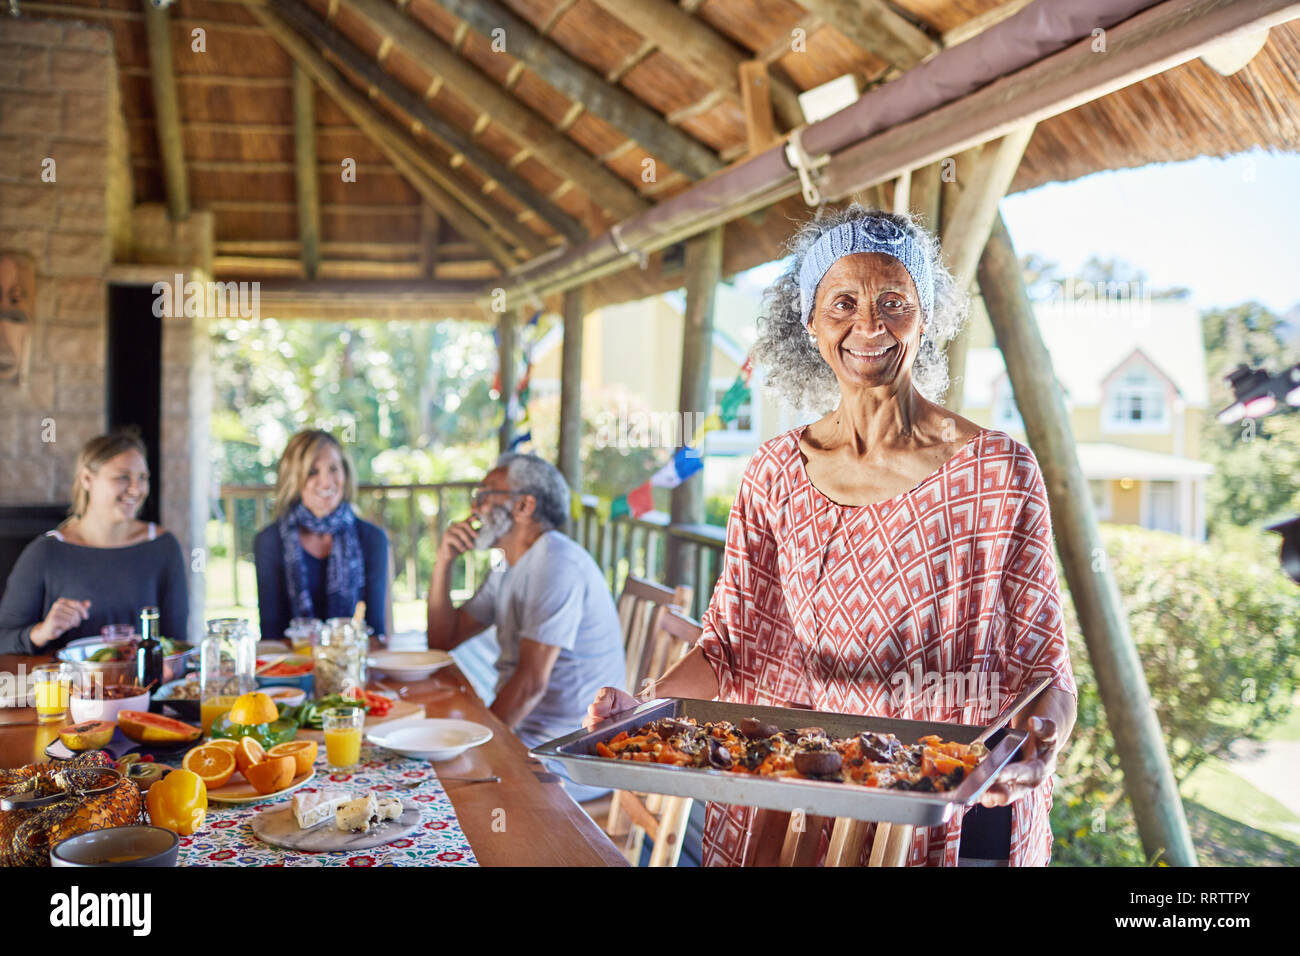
[{"left": 1110, "top": 482, "right": 1143, "bottom": 524}]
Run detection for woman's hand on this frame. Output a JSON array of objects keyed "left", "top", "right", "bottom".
[
  {"left": 30, "top": 598, "right": 91, "bottom": 648},
  {"left": 978, "top": 715, "right": 1060, "bottom": 808},
  {"left": 584, "top": 686, "right": 639, "bottom": 730}
]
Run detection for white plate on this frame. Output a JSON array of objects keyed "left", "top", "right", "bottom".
[
  {"left": 207, "top": 768, "right": 316, "bottom": 804},
  {"left": 367, "top": 650, "right": 453, "bottom": 681},
  {"left": 367, "top": 718, "right": 492, "bottom": 761}
]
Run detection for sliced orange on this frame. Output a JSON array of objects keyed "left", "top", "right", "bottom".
[
  {"left": 183, "top": 744, "right": 236, "bottom": 789},
  {"left": 235, "top": 736, "right": 265, "bottom": 776},
  {"left": 267, "top": 740, "right": 317, "bottom": 776},
  {"left": 242, "top": 754, "right": 295, "bottom": 795},
  {"left": 206, "top": 738, "right": 240, "bottom": 757},
  {"left": 230, "top": 691, "right": 278, "bottom": 726}
]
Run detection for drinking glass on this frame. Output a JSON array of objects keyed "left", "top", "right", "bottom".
[
  {"left": 32, "top": 663, "right": 72, "bottom": 724},
  {"left": 322, "top": 706, "right": 364, "bottom": 770}
]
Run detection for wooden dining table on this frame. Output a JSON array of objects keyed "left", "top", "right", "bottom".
[{"left": 0, "top": 652, "right": 628, "bottom": 867}]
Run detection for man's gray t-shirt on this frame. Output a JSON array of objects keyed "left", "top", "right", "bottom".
[{"left": 463, "top": 531, "right": 625, "bottom": 747}]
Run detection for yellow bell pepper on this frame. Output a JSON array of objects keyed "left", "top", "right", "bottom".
[{"left": 146, "top": 768, "right": 207, "bottom": 835}]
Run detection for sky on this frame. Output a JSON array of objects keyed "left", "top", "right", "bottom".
[{"left": 733, "top": 149, "right": 1300, "bottom": 320}]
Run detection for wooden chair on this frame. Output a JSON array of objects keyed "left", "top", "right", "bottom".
[
  {"left": 749, "top": 810, "right": 912, "bottom": 866},
  {"left": 614, "top": 576, "right": 692, "bottom": 698},
  {"left": 605, "top": 604, "right": 701, "bottom": 867}
]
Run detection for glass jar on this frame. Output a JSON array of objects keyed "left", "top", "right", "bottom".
[
  {"left": 285, "top": 617, "right": 322, "bottom": 655},
  {"left": 313, "top": 618, "right": 368, "bottom": 698},
  {"left": 200, "top": 618, "right": 256, "bottom": 735}
]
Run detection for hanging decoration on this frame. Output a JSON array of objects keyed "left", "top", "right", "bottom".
[{"left": 607, "top": 357, "right": 752, "bottom": 520}]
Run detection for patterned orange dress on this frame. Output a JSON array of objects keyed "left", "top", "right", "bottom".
[{"left": 696, "top": 427, "right": 1077, "bottom": 866}]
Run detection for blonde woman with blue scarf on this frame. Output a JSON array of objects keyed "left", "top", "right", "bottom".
[{"left": 254, "top": 430, "right": 389, "bottom": 642}]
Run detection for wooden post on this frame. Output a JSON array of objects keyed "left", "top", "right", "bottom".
[
  {"left": 558, "top": 286, "right": 585, "bottom": 495},
  {"left": 293, "top": 64, "right": 321, "bottom": 279},
  {"left": 419, "top": 205, "right": 440, "bottom": 279},
  {"left": 738, "top": 60, "right": 777, "bottom": 158},
  {"left": 938, "top": 125, "right": 1035, "bottom": 413},
  {"left": 665, "top": 226, "right": 721, "bottom": 587},
  {"left": 978, "top": 212, "right": 1197, "bottom": 868},
  {"left": 497, "top": 309, "right": 519, "bottom": 455},
  {"left": 908, "top": 160, "right": 942, "bottom": 231},
  {"left": 142, "top": 0, "right": 189, "bottom": 221}
]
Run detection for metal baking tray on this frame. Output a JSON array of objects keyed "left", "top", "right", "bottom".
[{"left": 532, "top": 698, "right": 1027, "bottom": 827}]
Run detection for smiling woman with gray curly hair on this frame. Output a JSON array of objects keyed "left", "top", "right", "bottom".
[
  {"left": 585, "top": 203, "right": 1078, "bottom": 869},
  {"left": 754, "top": 203, "right": 969, "bottom": 412}
]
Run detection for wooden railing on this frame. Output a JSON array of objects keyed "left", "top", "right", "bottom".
[{"left": 218, "top": 483, "right": 726, "bottom": 618}]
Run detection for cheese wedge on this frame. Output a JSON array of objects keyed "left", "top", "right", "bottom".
[
  {"left": 335, "top": 793, "right": 378, "bottom": 833},
  {"left": 291, "top": 789, "right": 353, "bottom": 830},
  {"left": 375, "top": 796, "right": 403, "bottom": 823}
]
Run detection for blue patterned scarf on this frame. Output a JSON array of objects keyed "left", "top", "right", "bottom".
[{"left": 279, "top": 501, "right": 364, "bottom": 621}]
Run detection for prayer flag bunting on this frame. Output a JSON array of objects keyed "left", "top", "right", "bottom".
[
  {"left": 718, "top": 378, "right": 751, "bottom": 424},
  {"left": 626, "top": 481, "right": 654, "bottom": 518},
  {"left": 610, "top": 495, "right": 630, "bottom": 520},
  {"left": 650, "top": 446, "right": 705, "bottom": 489}
]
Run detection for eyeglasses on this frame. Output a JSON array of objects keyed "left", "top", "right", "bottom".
[{"left": 470, "top": 488, "right": 525, "bottom": 509}]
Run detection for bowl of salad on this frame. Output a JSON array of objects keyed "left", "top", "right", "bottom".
[
  {"left": 59, "top": 637, "right": 197, "bottom": 687},
  {"left": 254, "top": 655, "right": 315, "bottom": 694}
]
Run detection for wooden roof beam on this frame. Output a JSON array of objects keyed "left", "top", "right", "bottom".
[
  {"left": 588, "top": 0, "right": 805, "bottom": 130},
  {"left": 141, "top": 0, "right": 190, "bottom": 221},
  {"left": 793, "top": 0, "right": 938, "bottom": 69},
  {"left": 339, "top": 0, "right": 646, "bottom": 221},
  {"left": 432, "top": 0, "right": 723, "bottom": 181},
  {"left": 268, "top": 0, "right": 588, "bottom": 246},
  {"left": 251, "top": 2, "right": 523, "bottom": 269},
  {"left": 293, "top": 65, "right": 322, "bottom": 279}
]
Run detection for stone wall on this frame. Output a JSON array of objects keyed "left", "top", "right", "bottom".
[{"left": 0, "top": 17, "right": 119, "bottom": 504}]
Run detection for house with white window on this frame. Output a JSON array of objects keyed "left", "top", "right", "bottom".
[{"left": 963, "top": 297, "right": 1213, "bottom": 540}]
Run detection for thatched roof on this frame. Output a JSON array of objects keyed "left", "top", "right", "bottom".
[{"left": 19, "top": 0, "right": 1300, "bottom": 310}]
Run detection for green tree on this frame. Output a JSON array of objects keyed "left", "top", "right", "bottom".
[{"left": 1199, "top": 303, "right": 1300, "bottom": 535}]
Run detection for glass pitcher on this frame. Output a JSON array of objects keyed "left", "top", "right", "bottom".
[
  {"left": 200, "top": 618, "right": 256, "bottom": 735},
  {"left": 313, "top": 618, "right": 368, "bottom": 698}
]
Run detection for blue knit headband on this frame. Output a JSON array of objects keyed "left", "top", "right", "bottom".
[{"left": 798, "top": 216, "right": 934, "bottom": 325}]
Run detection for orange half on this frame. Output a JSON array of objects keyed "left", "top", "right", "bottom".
[
  {"left": 267, "top": 740, "right": 316, "bottom": 777},
  {"left": 182, "top": 745, "right": 236, "bottom": 789},
  {"left": 235, "top": 736, "right": 265, "bottom": 776},
  {"left": 243, "top": 754, "right": 295, "bottom": 795}
]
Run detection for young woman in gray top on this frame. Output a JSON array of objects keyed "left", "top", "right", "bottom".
[{"left": 0, "top": 430, "right": 189, "bottom": 654}]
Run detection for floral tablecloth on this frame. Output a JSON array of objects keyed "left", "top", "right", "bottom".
[{"left": 177, "top": 743, "right": 477, "bottom": 867}]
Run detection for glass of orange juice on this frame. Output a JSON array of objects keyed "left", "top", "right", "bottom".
[
  {"left": 32, "top": 663, "right": 72, "bottom": 724},
  {"left": 322, "top": 706, "right": 364, "bottom": 770},
  {"left": 200, "top": 695, "right": 239, "bottom": 736}
]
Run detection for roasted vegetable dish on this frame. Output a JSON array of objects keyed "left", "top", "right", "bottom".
[{"left": 594, "top": 716, "right": 984, "bottom": 792}]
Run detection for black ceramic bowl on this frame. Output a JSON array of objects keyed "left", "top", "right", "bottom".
[
  {"left": 51, "top": 825, "right": 180, "bottom": 867},
  {"left": 153, "top": 677, "right": 200, "bottom": 720}
]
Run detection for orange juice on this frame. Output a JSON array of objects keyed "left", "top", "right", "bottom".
[
  {"left": 324, "top": 726, "right": 362, "bottom": 768},
  {"left": 33, "top": 668, "right": 71, "bottom": 724},
  {"left": 201, "top": 695, "right": 238, "bottom": 735}
]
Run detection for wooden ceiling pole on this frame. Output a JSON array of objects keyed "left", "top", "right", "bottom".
[
  {"left": 141, "top": 0, "right": 189, "bottom": 221},
  {"left": 588, "top": 0, "right": 805, "bottom": 130},
  {"left": 250, "top": 3, "right": 521, "bottom": 270},
  {"left": 937, "top": 123, "right": 1036, "bottom": 413},
  {"left": 419, "top": 204, "right": 441, "bottom": 279},
  {"left": 293, "top": 64, "right": 322, "bottom": 279},
  {"left": 339, "top": 0, "right": 646, "bottom": 222},
  {"left": 268, "top": 0, "right": 588, "bottom": 246},
  {"left": 432, "top": 0, "right": 723, "bottom": 181},
  {"left": 793, "top": 0, "right": 938, "bottom": 69},
  {"left": 497, "top": 308, "right": 519, "bottom": 454},
  {"left": 978, "top": 211, "right": 1197, "bottom": 868},
  {"left": 738, "top": 60, "right": 777, "bottom": 158}
]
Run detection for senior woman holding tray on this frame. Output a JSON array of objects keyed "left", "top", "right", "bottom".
[{"left": 587, "top": 206, "right": 1077, "bottom": 867}]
